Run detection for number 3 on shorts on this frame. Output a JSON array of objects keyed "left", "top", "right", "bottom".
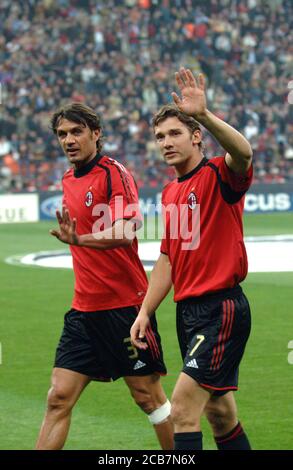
[
  {"left": 189, "top": 334, "right": 205, "bottom": 357},
  {"left": 123, "top": 337, "right": 138, "bottom": 359}
]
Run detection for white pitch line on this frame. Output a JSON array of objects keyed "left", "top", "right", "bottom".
[{"left": 5, "top": 235, "right": 293, "bottom": 273}]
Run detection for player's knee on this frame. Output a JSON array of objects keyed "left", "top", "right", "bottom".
[
  {"left": 47, "top": 386, "right": 73, "bottom": 415},
  {"left": 171, "top": 398, "right": 198, "bottom": 428},
  {"left": 170, "top": 400, "right": 184, "bottom": 425},
  {"left": 206, "top": 408, "right": 236, "bottom": 434},
  {"left": 147, "top": 400, "right": 171, "bottom": 425},
  {"left": 132, "top": 389, "right": 155, "bottom": 414}
]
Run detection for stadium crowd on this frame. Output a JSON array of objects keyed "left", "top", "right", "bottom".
[{"left": 0, "top": 0, "right": 292, "bottom": 192}]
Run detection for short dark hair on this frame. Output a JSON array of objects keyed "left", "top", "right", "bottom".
[
  {"left": 51, "top": 102, "right": 103, "bottom": 152},
  {"left": 152, "top": 105, "right": 203, "bottom": 150}
]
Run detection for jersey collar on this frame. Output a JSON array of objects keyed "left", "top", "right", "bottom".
[
  {"left": 177, "top": 157, "right": 208, "bottom": 183},
  {"left": 74, "top": 153, "right": 101, "bottom": 178}
]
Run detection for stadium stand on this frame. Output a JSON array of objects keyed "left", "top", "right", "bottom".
[{"left": 0, "top": 0, "right": 292, "bottom": 192}]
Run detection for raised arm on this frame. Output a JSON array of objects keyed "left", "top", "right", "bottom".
[
  {"left": 172, "top": 67, "right": 253, "bottom": 174},
  {"left": 130, "top": 253, "right": 172, "bottom": 349}
]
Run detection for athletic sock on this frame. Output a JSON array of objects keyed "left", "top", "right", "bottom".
[
  {"left": 174, "top": 431, "right": 203, "bottom": 450},
  {"left": 215, "top": 422, "right": 251, "bottom": 450}
]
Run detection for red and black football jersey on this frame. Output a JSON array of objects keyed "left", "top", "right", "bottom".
[
  {"left": 160, "top": 156, "right": 253, "bottom": 301},
  {"left": 62, "top": 154, "right": 147, "bottom": 311}
]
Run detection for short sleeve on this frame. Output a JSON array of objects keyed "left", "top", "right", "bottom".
[
  {"left": 108, "top": 161, "right": 143, "bottom": 229},
  {"left": 207, "top": 156, "right": 253, "bottom": 205},
  {"left": 220, "top": 158, "right": 253, "bottom": 193}
]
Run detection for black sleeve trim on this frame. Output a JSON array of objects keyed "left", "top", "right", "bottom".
[
  {"left": 96, "top": 163, "right": 112, "bottom": 202},
  {"left": 104, "top": 160, "right": 135, "bottom": 204},
  {"left": 207, "top": 162, "right": 246, "bottom": 205}
]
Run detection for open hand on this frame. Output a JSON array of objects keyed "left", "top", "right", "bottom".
[
  {"left": 172, "top": 67, "right": 207, "bottom": 120},
  {"left": 50, "top": 206, "right": 79, "bottom": 245}
]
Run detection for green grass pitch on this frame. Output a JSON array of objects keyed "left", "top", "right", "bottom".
[{"left": 0, "top": 213, "right": 292, "bottom": 449}]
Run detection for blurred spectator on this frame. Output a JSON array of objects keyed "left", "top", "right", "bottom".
[{"left": 0, "top": 0, "right": 292, "bottom": 192}]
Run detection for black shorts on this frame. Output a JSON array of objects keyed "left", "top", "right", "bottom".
[
  {"left": 176, "top": 286, "right": 251, "bottom": 396},
  {"left": 54, "top": 306, "right": 167, "bottom": 381}
]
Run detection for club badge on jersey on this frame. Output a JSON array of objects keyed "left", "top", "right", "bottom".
[
  {"left": 187, "top": 192, "right": 197, "bottom": 210},
  {"left": 85, "top": 190, "right": 93, "bottom": 207}
]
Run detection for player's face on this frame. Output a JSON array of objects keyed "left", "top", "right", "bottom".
[
  {"left": 56, "top": 118, "right": 100, "bottom": 167},
  {"left": 154, "top": 117, "right": 201, "bottom": 168}
]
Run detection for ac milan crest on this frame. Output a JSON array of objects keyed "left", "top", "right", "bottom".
[
  {"left": 85, "top": 191, "right": 93, "bottom": 207},
  {"left": 187, "top": 192, "right": 197, "bottom": 210}
]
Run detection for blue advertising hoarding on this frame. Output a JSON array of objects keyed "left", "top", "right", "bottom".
[{"left": 39, "top": 184, "right": 293, "bottom": 220}]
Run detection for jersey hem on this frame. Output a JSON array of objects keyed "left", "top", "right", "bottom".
[{"left": 71, "top": 299, "right": 145, "bottom": 312}]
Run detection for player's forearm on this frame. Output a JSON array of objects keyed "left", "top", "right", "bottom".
[
  {"left": 197, "top": 110, "right": 253, "bottom": 165},
  {"left": 76, "top": 223, "right": 134, "bottom": 250},
  {"left": 77, "top": 233, "right": 131, "bottom": 250},
  {"left": 140, "top": 254, "right": 172, "bottom": 318}
]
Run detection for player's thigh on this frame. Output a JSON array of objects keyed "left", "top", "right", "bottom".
[
  {"left": 171, "top": 372, "right": 211, "bottom": 419},
  {"left": 50, "top": 367, "right": 91, "bottom": 404}
]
